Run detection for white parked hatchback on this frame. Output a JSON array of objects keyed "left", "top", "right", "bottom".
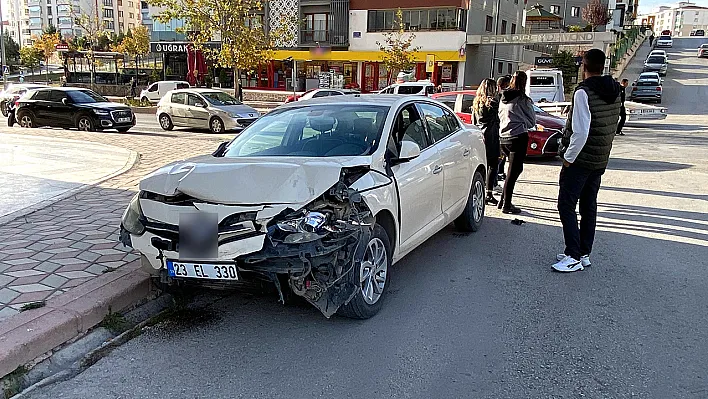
[{"left": 120, "top": 95, "right": 487, "bottom": 319}]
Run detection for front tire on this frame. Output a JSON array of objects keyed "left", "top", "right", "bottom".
[
  {"left": 117, "top": 127, "right": 131, "bottom": 133},
  {"left": 209, "top": 116, "right": 225, "bottom": 133},
  {"left": 338, "top": 224, "right": 391, "bottom": 319},
  {"left": 454, "top": 170, "right": 485, "bottom": 232},
  {"left": 1, "top": 102, "right": 7, "bottom": 117},
  {"left": 77, "top": 115, "right": 95, "bottom": 132}
]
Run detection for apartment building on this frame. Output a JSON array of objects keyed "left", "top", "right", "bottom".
[
  {"left": 639, "top": 2, "right": 708, "bottom": 36},
  {"left": 6, "top": 0, "right": 140, "bottom": 46},
  {"left": 531, "top": 0, "right": 614, "bottom": 29}
]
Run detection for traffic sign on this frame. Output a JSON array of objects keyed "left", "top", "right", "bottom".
[{"left": 2, "top": 66, "right": 8, "bottom": 75}]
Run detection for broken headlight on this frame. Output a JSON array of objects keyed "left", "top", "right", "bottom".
[
  {"left": 121, "top": 193, "right": 145, "bottom": 235},
  {"left": 274, "top": 211, "right": 329, "bottom": 244}
]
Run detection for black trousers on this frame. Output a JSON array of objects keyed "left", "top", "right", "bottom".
[
  {"left": 484, "top": 133, "right": 500, "bottom": 194},
  {"left": 616, "top": 106, "right": 626, "bottom": 134},
  {"left": 499, "top": 133, "right": 528, "bottom": 208},
  {"left": 557, "top": 163, "right": 605, "bottom": 260}
]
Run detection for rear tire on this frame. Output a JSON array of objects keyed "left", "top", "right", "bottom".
[
  {"left": 159, "top": 113, "right": 174, "bottom": 131},
  {"left": 1, "top": 102, "right": 7, "bottom": 117},
  {"left": 18, "top": 112, "right": 36, "bottom": 128},
  {"left": 338, "top": 224, "right": 391, "bottom": 319},
  {"left": 454, "top": 170, "right": 485, "bottom": 232}
]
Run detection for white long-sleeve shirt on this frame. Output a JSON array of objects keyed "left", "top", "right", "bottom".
[{"left": 564, "top": 89, "right": 591, "bottom": 164}]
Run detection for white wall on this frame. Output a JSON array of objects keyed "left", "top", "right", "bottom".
[{"left": 348, "top": 10, "right": 466, "bottom": 52}]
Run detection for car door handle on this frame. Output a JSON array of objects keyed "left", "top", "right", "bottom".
[
  {"left": 463, "top": 149, "right": 470, "bottom": 157},
  {"left": 432, "top": 165, "right": 443, "bottom": 175}
]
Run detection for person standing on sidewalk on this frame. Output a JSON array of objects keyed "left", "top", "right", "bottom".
[
  {"left": 552, "top": 49, "right": 622, "bottom": 272},
  {"left": 649, "top": 33, "right": 655, "bottom": 47},
  {"left": 616, "top": 78, "right": 629, "bottom": 136},
  {"left": 495, "top": 75, "right": 512, "bottom": 188},
  {"left": 472, "top": 78, "right": 501, "bottom": 205},
  {"left": 497, "top": 71, "right": 536, "bottom": 214}
]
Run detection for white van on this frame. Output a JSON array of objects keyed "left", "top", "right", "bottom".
[
  {"left": 378, "top": 80, "right": 435, "bottom": 96},
  {"left": 140, "top": 80, "right": 190, "bottom": 104},
  {"left": 525, "top": 69, "right": 565, "bottom": 103}
]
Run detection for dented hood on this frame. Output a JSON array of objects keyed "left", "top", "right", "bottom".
[{"left": 139, "top": 155, "right": 372, "bottom": 205}]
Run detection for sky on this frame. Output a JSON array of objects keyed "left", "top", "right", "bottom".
[{"left": 639, "top": 0, "right": 708, "bottom": 14}]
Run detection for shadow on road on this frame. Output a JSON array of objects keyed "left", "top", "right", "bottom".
[{"left": 606, "top": 157, "right": 692, "bottom": 172}]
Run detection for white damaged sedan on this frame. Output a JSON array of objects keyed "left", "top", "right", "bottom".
[{"left": 120, "top": 95, "right": 487, "bottom": 318}]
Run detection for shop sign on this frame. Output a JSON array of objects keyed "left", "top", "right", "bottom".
[
  {"left": 319, "top": 72, "right": 331, "bottom": 88},
  {"left": 55, "top": 43, "right": 69, "bottom": 51},
  {"left": 468, "top": 32, "right": 614, "bottom": 45},
  {"left": 425, "top": 55, "right": 435, "bottom": 73},
  {"left": 353, "top": 31, "right": 362, "bottom": 38},
  {"left": 535, "top": 56, "right": 554, "bottom": 66},
  {"left": 150, "top": 42, "right": 221, "bottom": 53},
  {"left": 441, "top": 65, "right": 452, "bottom": 80}
]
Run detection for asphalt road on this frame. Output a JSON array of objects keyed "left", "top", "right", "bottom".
[{"left": 22, "top": 38, "right": 708, "bottom": 399}]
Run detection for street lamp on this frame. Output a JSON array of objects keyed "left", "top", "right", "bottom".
[{"left": 0, "top": 0, "right": 6, "bottom": 89}]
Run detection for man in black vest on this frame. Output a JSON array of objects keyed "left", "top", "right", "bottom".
[{"left": 552, "top": 49, "right": 621, "bottom": 272}]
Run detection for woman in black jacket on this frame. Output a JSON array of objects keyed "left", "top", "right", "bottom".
[{"left": 472, "top": 78, "right": 501, "bottom": 205}]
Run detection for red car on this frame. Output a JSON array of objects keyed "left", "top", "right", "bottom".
[{"left": 432, "top": 90, "right": 564, "bottom": 157}]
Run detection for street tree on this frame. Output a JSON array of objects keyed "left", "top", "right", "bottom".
[
  {"left": 552, "top": 50, "right": 578, "bottom": 95},
  {"left": 32, "top": 32, "right": 60, "bottom": 84},
  {"left": 582, "top": 0, "right": 610, "bottom": 31},
  {"left": 113, "top": 25, "right": 150, "bottom": 78},
  {"left": 148, "top": 0, "right": 295, "bottom": 95},
  {"left": 3, "top": 33, "right": 21, "bottom": 65},
  {"left": 71, "top": 6, "right": 105, "bottom": 87},
  {"left": 20, "top": 46, "right": 42, "bottom": 75},
  {"left": 376, "top": 9, "right": 420, "bottom": 84}
]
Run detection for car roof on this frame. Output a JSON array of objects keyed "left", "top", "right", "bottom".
[
  {"left": 637, "top": 78, "right": 660, "bottom": 83},
  {"left": 278, "top": 94, "right": 432, "bottom": 109},
  {"left": 433, "top": 90, "right": 476, "bottom": 96},
  {"left": 31, "top": 87, "right": 94, "bottom": 92},
  {"left": 391, "top": 81, "right": 434, "bottom": 86}
]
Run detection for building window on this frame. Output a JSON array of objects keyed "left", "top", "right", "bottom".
[
  {"left": 497, "top": 62, "right": 503, "bottom": 74},
  {"left": 103, "top": 0, "right": 112, "bottom": 5},
  {"left": 106, "top": 20, "right": 114, "bottom": 29},
  {"left": 103, "top": 8, "right": 113, "bottom": 18},
  {"left": 303, "top": 13, "right": 328, "bottom": 41},
  {"left": 501, "top": 19, "right": 507, "bottom": 34},
  {"left": 508, "top": 62, "right": 512, "bottom": 74},
  {"left": 550, "top": 5, "right": 560, "bottom": 15},
  {"left": 367, "top": 8, "right": 466, "bottom": 32},
  {"left": 118, "top": 10, "right": 123, "bottom": 17},
  {"left": 511, "top": 22, "right": 517, "bottom": 33},
  {"left": 47, "top": 6, "right": 51, "bottom": 15},
  {"left": 129, "top": 12, "right": 133, "bottom": 18},
  {"left": 486, "top": 15, "right": 493, "bottom": 32},
  {"left": 570, "top": 6, "right": 580, "bottom": 17},
  {"left": 128, "top": 1, "right": 133, "bottom": 7}
]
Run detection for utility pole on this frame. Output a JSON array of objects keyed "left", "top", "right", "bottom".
[
  {"left": 489, "top": 0, "right": 502, "bottom": 78},
  {"left": 0, "top": 0, "right": 6, "bottom": 89}
]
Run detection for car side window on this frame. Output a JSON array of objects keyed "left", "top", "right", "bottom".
[
  {"left": 312, "top": 91, "right": 330, "bottom": 98},
  {"left": 436, "top": 94, "right": 457, "bottom": 110},
  {"left": 186, "top": 94, "right": 203, "bottom": 107},
  {"left": 147, "top": 84, "right": 157, "bottom": 92},
  {"left": 425, "top": 85, "right": 435, "bottom": 96},
  {"left": 418, "top": 103, "right": 454, "bottom": 142},
  {"left": 393, "top": 104, "right": 430, "bottom": 151},
  {"left": 171, "top": 92, "right": 185, "bottom": 104},
  {"left": 444, "top": 110, "right": 460, "bottom": 131},
  {"left": 329, "top": 91, "right": 343, "bottom": 96},
  {"left": 461, "top": 94, "right": 475, "bottom": 113},
  {"left": 49, "top": 90, "right": 68, "bottom": 103},
  {"left": 33, "top": 90, "right": 50, "bottom": 101}
]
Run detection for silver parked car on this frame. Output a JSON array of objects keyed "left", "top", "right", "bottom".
[
  {"left": 643, "top": 55, "right": 668, "bottom": 76},
  {"left": 157, "top": 88, "right": 260, "bottom": 133},
  {"left": 629, "top": 78, "right": 662, "bottom": 104}
]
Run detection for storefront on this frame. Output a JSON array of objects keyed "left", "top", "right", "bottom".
[{"left": 361, "top": 61, "right": 460, "bottom": 92}]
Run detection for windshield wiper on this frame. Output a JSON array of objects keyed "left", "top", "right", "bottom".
[{"left": 212, "top": 141, "right": 229, "bottom": 157}]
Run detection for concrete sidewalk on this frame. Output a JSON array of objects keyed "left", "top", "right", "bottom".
[{"left": 0, "top": 127, "right": 219, "bottom": 379}]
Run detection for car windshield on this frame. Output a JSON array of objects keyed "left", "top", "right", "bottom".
[
  {"left": 397, "top": 86, "right": 424, "bottom": 94},
  {"left": 201, "top": 91, "right": 241, "bottom": 106},
  {"left": 647, "top": 56, "right": 665, "bottom": 64},
  {"left": 68, "top": 90, "right": 108, "bottom": 103},
  {"left": 224, "top": 104, "right": 389, "bottom": 158},
  {"left": 701, "top": 44, "right": 708, "bottom": 48}
]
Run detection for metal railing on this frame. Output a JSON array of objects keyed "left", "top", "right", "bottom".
[
  {"left": 610, "top": 26, "right": 641, "bottom": 69},
  {"left": 300, "top": 30, "right": 329, "bottom": 45}
]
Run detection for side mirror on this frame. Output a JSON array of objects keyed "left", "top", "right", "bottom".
[
  {"left": 61, "top": 98, "right": 69, "bottom": 105},
  {"left": 195, "top": 102, "right": 206, "bottom": 108},
  {"left": 394, "top": 140, "right": 421, "bottom": 164}
]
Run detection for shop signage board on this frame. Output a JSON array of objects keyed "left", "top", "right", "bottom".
[
  {"left": 319, "top": 72, "right": 331, "bottom": 88},
  {"left": 150, "top": 42, "right": 221, "bottom": 53},
  {"left": 467, "top": 32, "right": 614, "bottom": 45},
  {"left": 425, "top": 55, "right": 435, "bottom": 73}
]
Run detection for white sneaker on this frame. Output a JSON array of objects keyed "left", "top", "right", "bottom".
[
  {"left": 552, "top": 255, "right": 584, "bottom": 272},
  {"left": 493, "top": 185, "right": 502, "bottom": 194},
  {"left": 556, "top": 254, "right": 591, "bottom": 267}
]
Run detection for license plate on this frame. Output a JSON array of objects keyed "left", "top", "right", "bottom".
[
  {"left": 639, "top": 109, "right": 655, "bottom": 113},
  {"left": 117, "top": 117, "right": 131, "bottom": 123},
  {"left": 167, "top": 261, "right": 239, "bottom": 280}
]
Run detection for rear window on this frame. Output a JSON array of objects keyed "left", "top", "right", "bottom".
[
  {"left": 176, "top": 83, "right": 189, "bottom": 89},
  {"left": 637, "top": 80, "right": 659, "bottom": 86},
  {"left": 32, "top": 90, "right": 50, "bottom": 101},
  {"left": 647, "top": 56, "right": 665, "bottom": 63},
  {"left": 659, "top": 36, "right": 671, "bottom": 40},
  {"left": 530, "top": 76, "right": 555, "bottom": 86},
  {"left": 397, "top": 85, "right": 424, "bottom": 94}
]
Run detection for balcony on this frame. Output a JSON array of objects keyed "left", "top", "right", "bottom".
[
  {"left": 27, "top": 0, "right": 40, "bottom": 5},
  {"left": 300, "top": 29, "right": 348, "bottom": 46}
]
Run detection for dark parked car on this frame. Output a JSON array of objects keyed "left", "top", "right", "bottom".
[{"left": 15, "top": 87, "right": 135, "bottom": 132}]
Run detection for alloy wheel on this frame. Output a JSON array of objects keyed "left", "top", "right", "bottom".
[
  {"left": 19, "top": 115, "right": 32, "bottom": 128},
  {"left": 78, "top": 118, "right": 92, "bottom": 131},
  {"left": 211, "top": 118, "right": 223, "bottom": 133},
  {"left": 160, "top": 115, "right": 171, "bottom": 129},
  {"left": 472, "top": 179, "right": 484, "bottom": 223},
  {"left": 359, "top": 237, "right": 388, "bottom": 305}
]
